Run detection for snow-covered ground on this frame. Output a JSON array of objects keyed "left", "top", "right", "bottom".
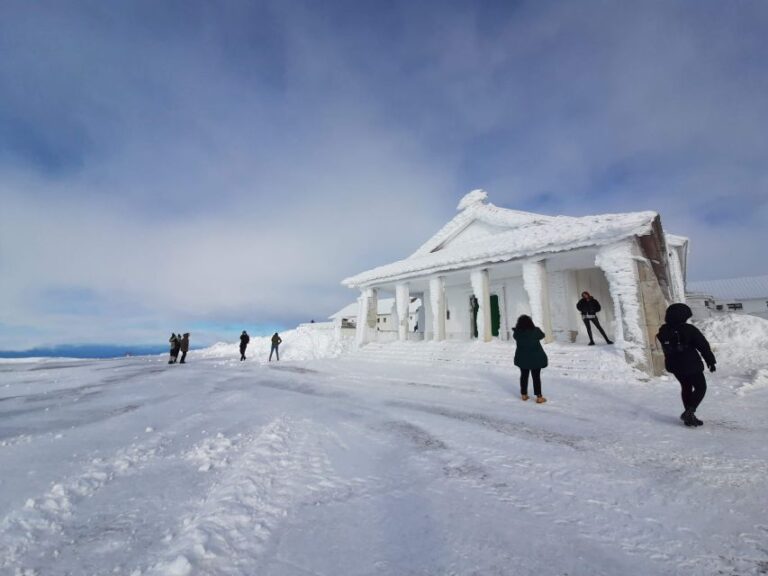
[{"left": 1, "top": 317, "right": 768, "bottom": 575}]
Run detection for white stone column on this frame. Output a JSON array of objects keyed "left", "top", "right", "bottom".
[
  {"left": 355, "top": 287, "right": 378, "bottom": 347},
  {"left": 668, "top": 248, "right": 686, "bottom": 304},
  {"left": 470, "top": 269, "right": 492, "bottom": 342},
  {"left": 547, "top": 270, "right": 572, "bottom": 343},
  {"left": 522, "top": 260, "right": 553, "bottom": 342},
  {"left": 429, "top": 276, "right": 446, "bottom": 341},
  {"left": 596, "top": 240, "right": 654, "bottom": 373},
  {"left": 395, "top": 283, "right": 410, "bottom": 341}
]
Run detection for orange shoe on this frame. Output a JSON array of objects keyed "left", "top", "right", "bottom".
[
  {"left": 521, "top": 394, "right": 529, "bottom": 401},
  {"left": 535, "top": 396, "right": 547, "bottom": 404}
]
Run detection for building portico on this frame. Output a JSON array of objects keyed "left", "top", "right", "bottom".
[{"left": 344, "top": 190, "right": 688, "bottom": 375}]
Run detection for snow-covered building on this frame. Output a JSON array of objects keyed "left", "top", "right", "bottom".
[
  {"left": 342, "top": 190, "right": 689, "bottom": 375},
  {"left": 329, "top": 298, "right": 423, "bottom": 336},
  {"left": 687, "top": 275, "right": 768, "bottom": 320}
]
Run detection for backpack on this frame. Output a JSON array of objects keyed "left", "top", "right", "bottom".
[{"left": 660, "top": 327, "right": 689, "bottom": 356}]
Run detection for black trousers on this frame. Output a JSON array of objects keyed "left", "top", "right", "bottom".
[
  {"left": 674, "top": 372, "right": 707, "bottom": 411},
  {"left": 583, "top": 317, "right": 611, "bottom": 343},
  {"left": 520, "top": 368, "right": 542, "bottom": 397},
  {"left": 179, "top": 351, "right": 187, "bottom": 363},
  {"left": 240, "top": 346, "right": 247, "bottom": 360},
  {"left": 269, "top": 344, "right": 279, "bottom": 361}
]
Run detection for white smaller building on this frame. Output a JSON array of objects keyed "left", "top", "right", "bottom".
[
  {"left": 687, "top": 275, "right": 768, "bottom": 320},
  {"left": 329, "top": 298, "right": 423, "bottom": 337}
]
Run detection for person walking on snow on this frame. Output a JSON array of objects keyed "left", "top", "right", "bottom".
[
  {"left": 168, "top": 333, "right": 179, "bottom": 364},
  {"left": 513, "top": 315, "right": 548, "bottom": 404},
  {"left": 239, "top": 330, "right": 250, "bottom": 361},
  {"left": 269, "top": 332, "right": 282, "bottom": 362},
  {"left": 179, "top": 333, "right": 190, "bottom": 364},
  {"left": 577, "top": 291, "right": 613, "bottom": 345},
  {"left": 657, "top": 303, "right": 716, "bottom": 427}
]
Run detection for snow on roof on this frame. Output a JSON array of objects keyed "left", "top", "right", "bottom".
[
  {"left": 687, "top": 275, "right": 768, "bottom": 300},
  {"left": 665, "top": 234, "right": 689, "bottom": 248},
  {"left": 410, "top": 192, "right": 551, "bottom": 258},
  {"left": 344, "top": 207, "right": 658, "bottom": 288},
  {"left": 329, "top": 298, "right": 422, "bottom": 319}
]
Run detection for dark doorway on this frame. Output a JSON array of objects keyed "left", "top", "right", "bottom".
[
  {"left": 490, "top": 294, "right": 500, "bottom": 337},
  {"left": 469, "top": 294, "right": 501, "bottom": 338}
]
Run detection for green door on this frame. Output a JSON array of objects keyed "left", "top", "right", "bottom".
[{"left": 490, "top": 294, "right": 501, "bottom": 337}]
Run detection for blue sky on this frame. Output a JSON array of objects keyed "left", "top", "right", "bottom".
[{"left": 1, "top": 0, "right": 767, "bottom": 350}]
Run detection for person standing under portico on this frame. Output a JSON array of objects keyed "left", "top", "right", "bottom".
[{"left": 576, "top": 291, "right": 613, "bottom": 345}]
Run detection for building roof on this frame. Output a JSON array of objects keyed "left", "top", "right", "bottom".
[
  {"left": 343, "top": 190, "right": 660, "bottom": 288},
  {"left": 687, "top": 275, "right": 768, "bottom": 300},
  {"left": 329, "top": 298, "right": 422, "bottom": 320}
]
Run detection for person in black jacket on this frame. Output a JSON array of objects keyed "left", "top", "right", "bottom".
[
  {"left": 239, "top": 330, "right": 250, "bottom": 361},
  {"left": 168, "top": 333, "right": 179, "bottom": 364},
  {"left": 576, "top": 291, "right": 613, "bottom": 345},
  {"left": 512, "top": 315, "right": 548, "bottom": 403},
  {"left": 656, "top": 303, "right": 716, "bottom": 427}
]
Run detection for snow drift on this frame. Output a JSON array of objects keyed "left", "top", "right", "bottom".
[{"left": 199, "top": 324, "right": 354, "bottom": 363}]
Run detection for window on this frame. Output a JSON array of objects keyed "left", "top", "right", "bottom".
[
  {"left": 446, "top": 310, "right": 451, "bottom": 320},
  {"left": 716, "top": 305, "right": 723, "bottom": 311},
  {"left": 704, "top": 300, "right": 711, "bottom": 308},
  {"left": 727, "top": 303, "right": 743, "bottom": 310},
  {"left": 377, "top": 318, "right": 380, "bottom": 323}
]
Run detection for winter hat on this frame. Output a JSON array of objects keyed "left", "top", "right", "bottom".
[{"left": 665, "top": 303, "right": 692, "bottom": 325}]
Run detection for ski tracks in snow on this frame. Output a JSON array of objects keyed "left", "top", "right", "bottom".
[{"left": 146, "top": 416, "right": 345, "bottom": 576}]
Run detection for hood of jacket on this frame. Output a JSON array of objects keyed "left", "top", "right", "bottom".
[{"left": 665, "top": 303, "right": 692, "bottom": 325}]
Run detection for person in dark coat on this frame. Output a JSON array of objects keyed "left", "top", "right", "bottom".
[
  {"left": 269, "top": 332, "right": 282, "bottom": 362},
  {"left": 179, "top": 333, "right": 190, "bottom": 364},
  {"left": 172, "top": 331, "right": 182, "bottom": 362},
  {"left": 239, "top": 330, "right": 250, "bottom": 361},
  {"left": 576, "top": 291, "right": 613, "bottom": 345},
  {"left": 168, "top": 333, "right": 179, "bottom": 364},
  {"left": 513, "top": 315, "right": 548, "bottom": 403},
  {"left": 657, "top": 303, "right": 716, "bottom": 427}
]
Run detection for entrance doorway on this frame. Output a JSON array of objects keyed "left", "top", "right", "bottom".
[{"left": 469, "top": 294, "right": 501, "bottom": 338}]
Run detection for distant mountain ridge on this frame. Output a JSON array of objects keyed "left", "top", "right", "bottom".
[{"left": 0, "top": 344, "right": 174, "bottom": 359}]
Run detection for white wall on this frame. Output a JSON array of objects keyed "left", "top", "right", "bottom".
[{"left": 445, "top": 286, "right": 472, "bottom": 340}]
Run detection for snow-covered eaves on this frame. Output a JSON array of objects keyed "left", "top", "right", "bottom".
[
  {"left": 687, "top": 275, "right": 768, "bottom": 300},
  {"left": 665, "top": 234, "right": 689, "bottom": 248},
  {"left": 344, "top": 211, "right": 658, "bottom": 288},
  {"left": 329, "top": 298, "right": 422, "bottom": 319},
  {"left": 410, "top": 199, "right": 551, "bottom": 258}
]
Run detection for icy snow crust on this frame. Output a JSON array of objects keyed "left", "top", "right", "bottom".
[
  {"left": 1, "top": 315, "right": 767, "bottom": 575},
  {"left": 343, "top": 207, "right": 657, "bottom": 287}
]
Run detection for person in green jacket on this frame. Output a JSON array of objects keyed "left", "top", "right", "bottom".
[{"left": 513, "top": 315, "right": 548, "bottom": 404}]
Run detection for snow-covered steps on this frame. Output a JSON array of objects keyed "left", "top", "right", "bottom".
[{"left": 345, "top": 340, "right": 644, "bottom": 383}]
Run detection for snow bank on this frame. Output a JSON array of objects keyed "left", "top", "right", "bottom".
[
  {"left": 698, "top": 314, "right": 768, "bottom": 392},
  {"left": 198, "top": 324, "right": 354, "bottom": 363}
]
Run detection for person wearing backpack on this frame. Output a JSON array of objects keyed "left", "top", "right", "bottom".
[
  {"left": 656, "top": 303, "right": 716, "bottom": 427},
  {"left": 512, "top": 315, "right": 548, "bottom": 404}
]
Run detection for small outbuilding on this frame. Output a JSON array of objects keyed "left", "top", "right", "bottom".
[
  {"left": 342, "top": 190, "right": 689, "bottom": 375},
  {"left": 687, "top": 274, "right": 768, "bottom": 320}
]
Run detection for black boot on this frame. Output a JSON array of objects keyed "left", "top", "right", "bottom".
[
  {"left": 691, "top": 413, "right": 703, "bottom": 426},
  {"left": 682, "top": 410, "right": 697, "bottom": 427}
]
